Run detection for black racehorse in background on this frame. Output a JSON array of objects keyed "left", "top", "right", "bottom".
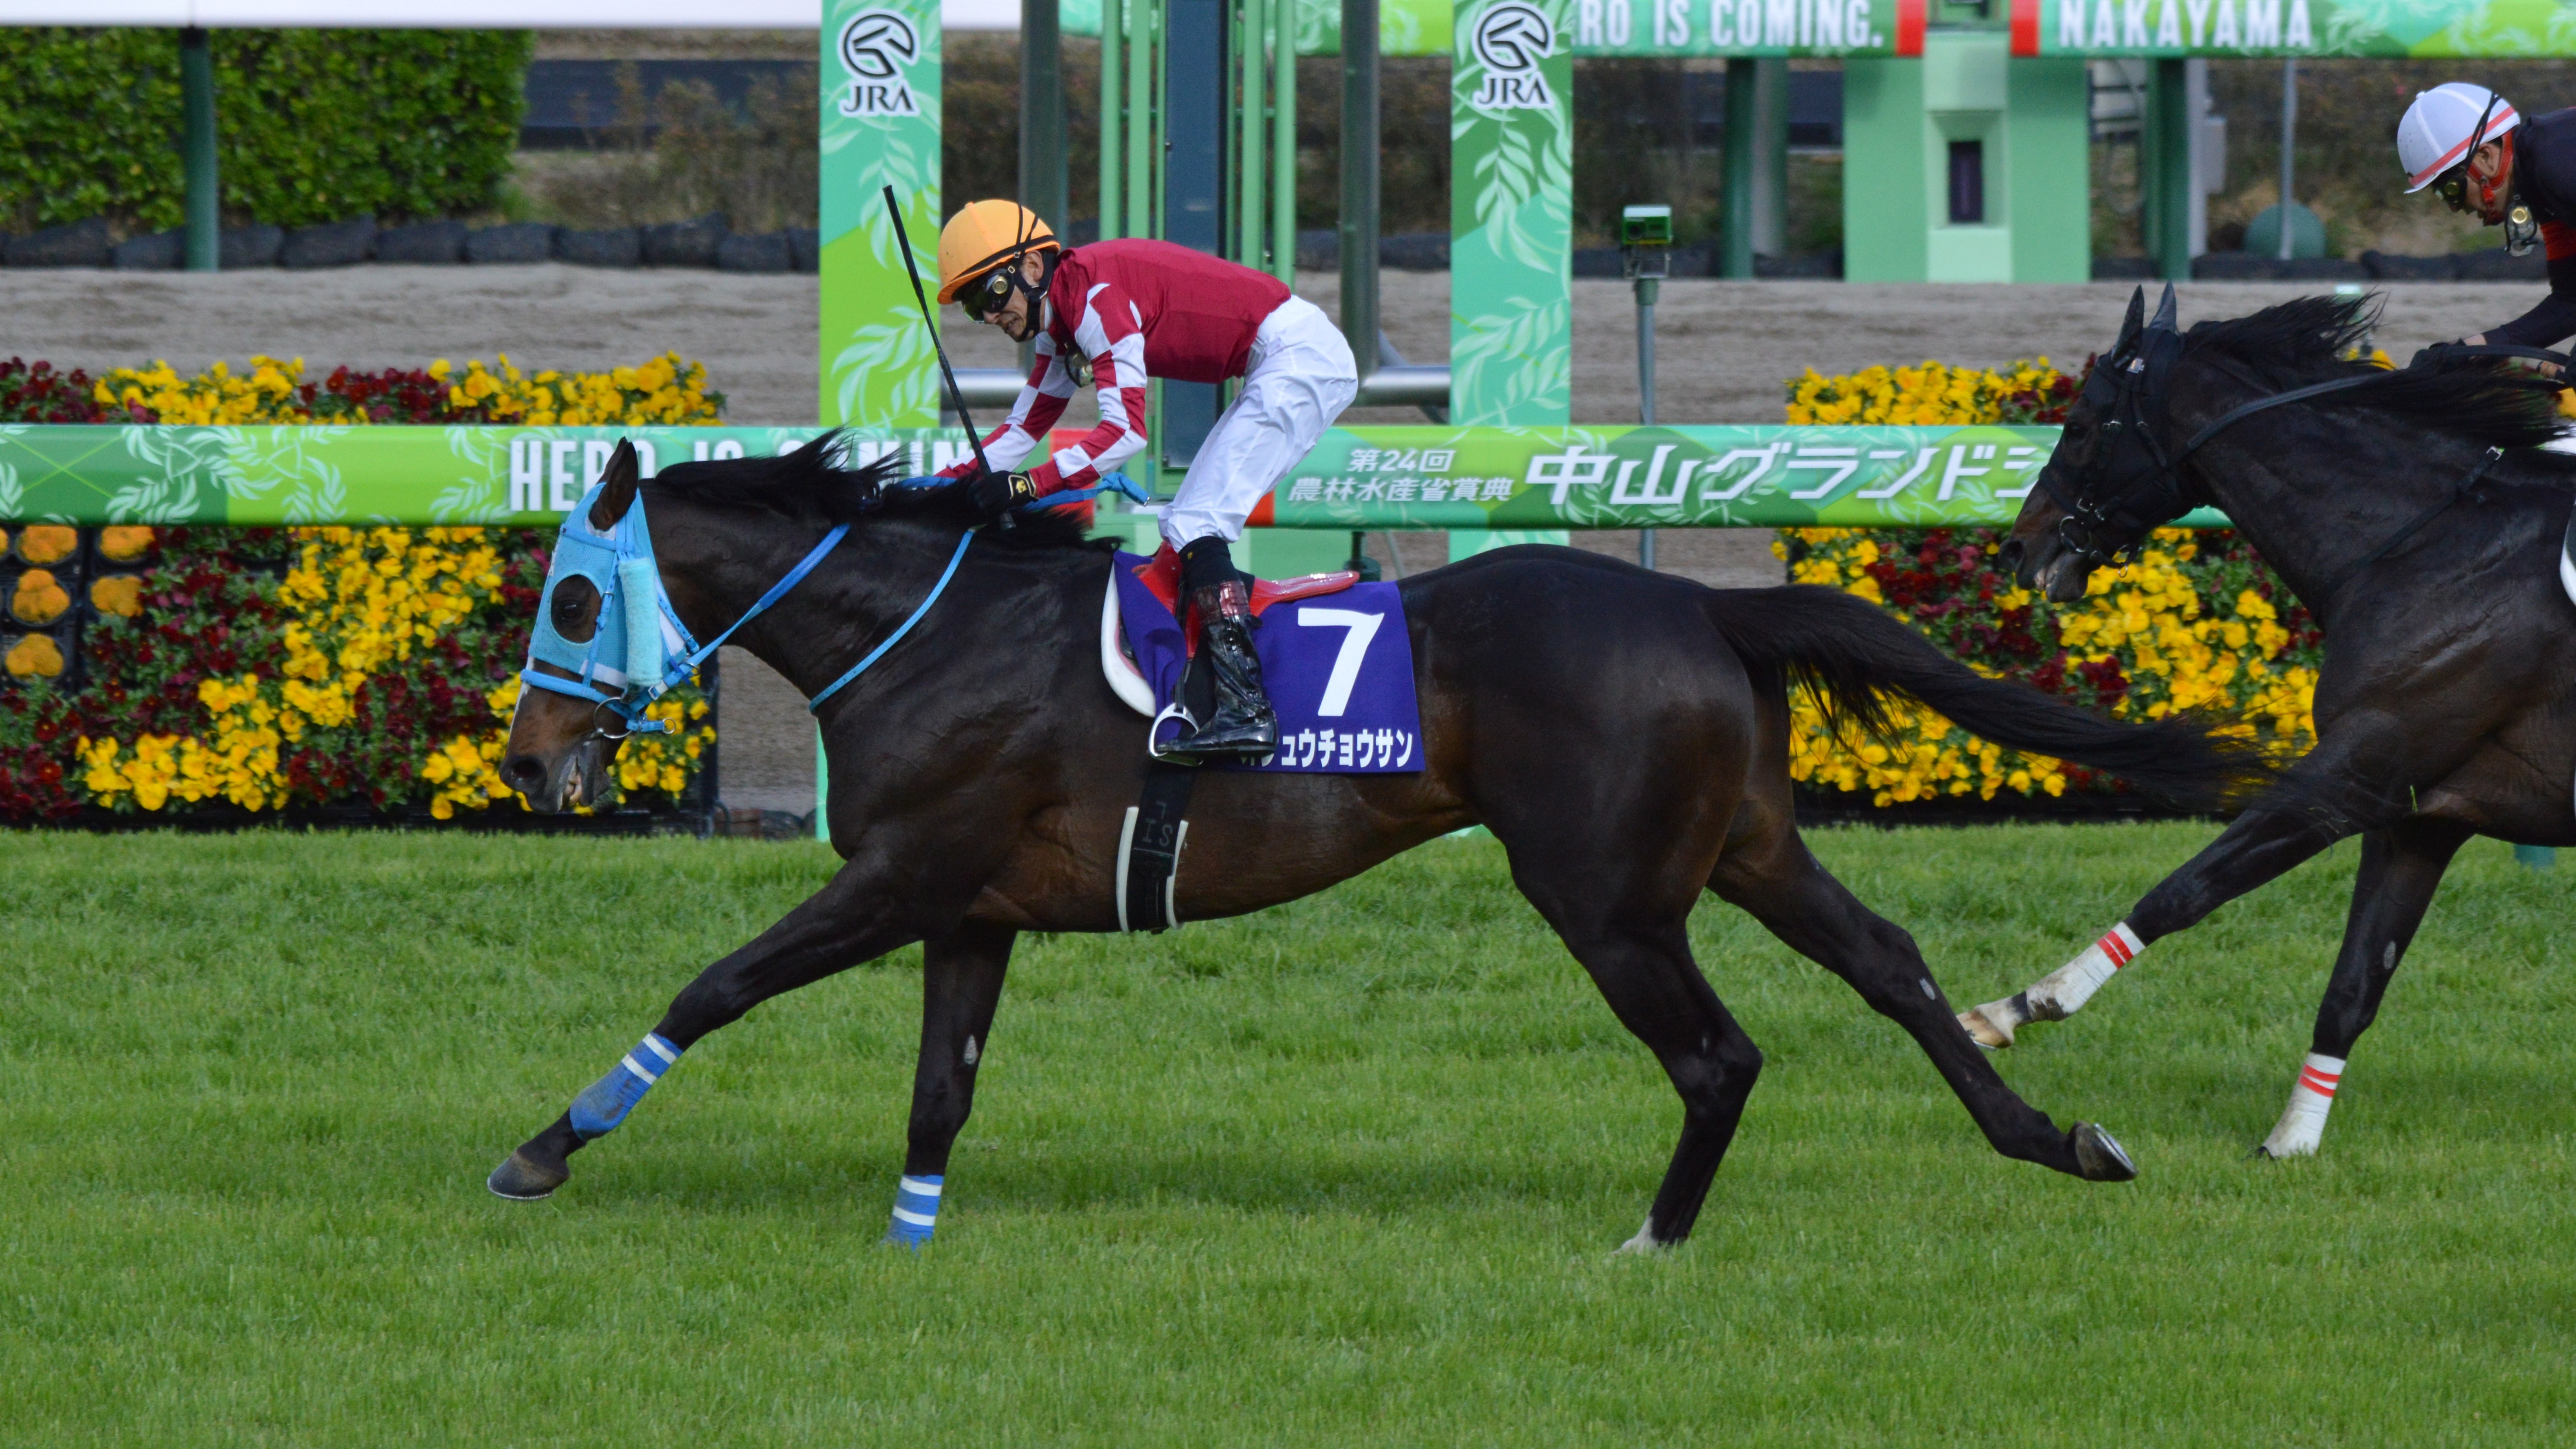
[
  {"left": 488, "top": 437, "right": 2268, "bottom": 1249},
  {"left": 1964, "top": 288, "right": 2576, "bottom": 1157}
]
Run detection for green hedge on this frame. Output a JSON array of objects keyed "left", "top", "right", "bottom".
[{"left": 0, "top": 28, "right": 530, "bottom": 234}]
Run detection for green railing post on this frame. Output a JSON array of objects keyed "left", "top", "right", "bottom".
[
  {"left": 1020, "top": 0, "right": 1066, "bottom": 226},
  {"left": 2147, "top": 56, "right": 2193, "bottom": 282},
  {"left": 1237, "top": 0, "right": 1267, "bottom": 267},
  {"left": 1269, "top": 0, "right": 1296, "bottom": 283},
  {"left": 1755, "top": 57, "right": 1788, "bottom": 258},
  {"left": 1719, "top": 57, "right": 1756, "bottom": 279},
  {"left": 1100, "top": 0, "right": 1124, "bottom": 235},
  {"left": 1338, "top": 0, "right": 1379, "bottom": 369},
  {"left": 181, "top": 27, "right": 219, "bottom": 273},
  {"left": 1125, "top": 0, "right": 1157, "bottom": 239}
]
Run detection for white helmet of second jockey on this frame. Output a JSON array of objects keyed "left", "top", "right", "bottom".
[{"left": 2398, "top": 82, "right": 2520, "bottom": 201}]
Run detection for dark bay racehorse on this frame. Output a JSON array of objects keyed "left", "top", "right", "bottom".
[
  {"left": 490, "top": 437, "right": 2267, "bottom": 1247},
  {"left": 1964, "top": 289, "right": 2576, "bottom": 1156}
]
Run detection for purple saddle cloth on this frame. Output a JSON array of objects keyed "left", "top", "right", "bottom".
[{"left": 1112, "top": 550, "right": 1424, "bottom": 772}]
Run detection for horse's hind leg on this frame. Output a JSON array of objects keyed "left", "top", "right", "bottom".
[
  {"left": 2259, "top": 817, "right": 2467, "bottom": 1158},
  {"left": 1709, "top": 823, "right": 2134, "bottom": 1182}
]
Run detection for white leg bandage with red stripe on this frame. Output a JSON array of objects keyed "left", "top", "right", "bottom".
[
  {"left": 1964, "top": 922, "right": 2144, "bottom": 1047},
  {"left": 2261, "top": 1052, "right": 2346, "bottom": 1158},
  {"left": 2029, "top": 921, "right": 2144, "bottom": 1018}
]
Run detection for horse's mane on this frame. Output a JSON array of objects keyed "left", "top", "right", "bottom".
[
  {"left": 2183, "top": 294, "right": 2567, "bottom": 452},
  {"left": 643, "top": 430, "right": 1101, "bottom": 550}
]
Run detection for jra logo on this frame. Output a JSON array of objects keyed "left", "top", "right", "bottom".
[
  {"left": 838, "top": 10, "right": 922, "bottom": 118},
  {"left": 1469, "top": 3, "right": 1557, "bottom": 113}
]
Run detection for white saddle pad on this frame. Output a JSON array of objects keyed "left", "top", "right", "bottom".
[{"left": 1099, "top": 576, "right": 1157, "bottom": 718}]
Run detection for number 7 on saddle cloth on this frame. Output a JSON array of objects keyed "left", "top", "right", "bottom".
[{"left": 1110, "top": 551, "right": 1423, "bottom": 773}]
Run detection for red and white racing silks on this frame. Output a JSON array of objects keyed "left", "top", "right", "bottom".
[{"left": 947, "top": 239, "right": 1294, "bottom": 496}]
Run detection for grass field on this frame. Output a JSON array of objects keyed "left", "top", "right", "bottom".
[{"left": 4, "top": 824, "right": 2572, "bottom": 1446}]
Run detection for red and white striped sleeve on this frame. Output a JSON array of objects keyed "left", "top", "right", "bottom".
[
  {"left": 938, "top": 338, "right": 1076, "bottom": 477},
  {"left": 1028, "top": 281, "right": 1150, "bottom": 494}
]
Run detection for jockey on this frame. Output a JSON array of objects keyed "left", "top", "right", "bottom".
[
  {"left": 2400, "top": 82, "right": 2576, "bottom": 353},
  {"left": 933, "top": 199, "right": 1359, "bottom": 762}
]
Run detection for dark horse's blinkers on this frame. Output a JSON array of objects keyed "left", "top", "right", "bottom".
[
  {"left": 2039, "top": 284, "right": 2552, "bottom": 593},
  {"left": 2037, "top": 285, "right": 2194, "bottom": 569}
]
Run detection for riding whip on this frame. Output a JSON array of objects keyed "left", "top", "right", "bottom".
[{"left": 881, "top": 185, "right": 995, "bottom": 479}]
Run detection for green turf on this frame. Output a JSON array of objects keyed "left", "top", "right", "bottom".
[{"left": 3, "top": 824, "right": 2570, "bottom": 1446}]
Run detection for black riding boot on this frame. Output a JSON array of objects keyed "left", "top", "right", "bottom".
[{"left": 1170, "top": 539, "right": 1278, "bottom": 762}]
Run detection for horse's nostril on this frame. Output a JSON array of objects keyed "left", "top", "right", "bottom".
[
  {"left": 1997, "top": 539, "right": 2025, "bottom": 570},
  {"left": 503, "top": 755, "right": 547, "bottom": 791}
]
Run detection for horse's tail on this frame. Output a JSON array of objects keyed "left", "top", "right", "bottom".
[{"left": 1704, "top": 584, "right": 2273, "bottom": 812}]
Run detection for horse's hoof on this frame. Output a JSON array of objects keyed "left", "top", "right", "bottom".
[
  {"left": 487, "top": 1148, "right": 570, "bottom": 1201},
  {"left": 2071, "top": 1122, "right": 2138, "bottom": 1182},
  {"left": 1613, "top": 1217, "right": 1673, "bottom": 1255},
  {"left": 1959, "top": 1004, "right": 2014, "bottom": 1050}
]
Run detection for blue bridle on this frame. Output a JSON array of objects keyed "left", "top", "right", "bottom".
[{"left": 519, "top": 469, "right": 1148, "bottom": 731}]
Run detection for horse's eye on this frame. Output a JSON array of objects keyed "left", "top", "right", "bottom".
[{"left": 550, "top": 577, "right": 602, "bottom": 642}]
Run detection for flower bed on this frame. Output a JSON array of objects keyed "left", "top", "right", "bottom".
[
  {"left": 1779, "top": 358, "right": 2323, "bottom": 807},
  {"left": 0, "top": 353, "right": 721, "bottom": 824},
  {"left": 2, "top": 352, "right": 722, "bottom": 427}
]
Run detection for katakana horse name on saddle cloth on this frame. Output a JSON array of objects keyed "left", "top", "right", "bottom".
[{"left": 1106, "top": 549, "right": 1422, "bottom": 771}]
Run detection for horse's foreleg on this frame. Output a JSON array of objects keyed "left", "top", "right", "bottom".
[
  {"left": 2260, "top": 818, "right": 2467, "bottom": 1158},
  {"left": 1713, "top": 832, "right": 2131, "bottom": 1182},
  {"left": 488, "top": 857, "right": 939, "bottom": 1201},
  {"left": 1963, "top": 736, "right": 2412, "bottom": 1049},
  {"left": 886, "top": 920, "right": 1017, "bottom": 1248}
]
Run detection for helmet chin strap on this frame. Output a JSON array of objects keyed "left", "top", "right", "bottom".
[{"left": 2474, "top": 130, "right": 2517, "bottom": 219}]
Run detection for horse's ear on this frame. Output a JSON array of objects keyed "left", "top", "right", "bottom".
[
  {"left": 2113, "top": 286, "right": 2146, "bottom": 354},
  {"left": 2149, "top": 282, "right": 2179, "bottom": 334},
  {"left": 587, "top": 439, "right": 640, "bottom": 530}
]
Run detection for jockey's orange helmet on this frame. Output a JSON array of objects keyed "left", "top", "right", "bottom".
[{"left": 936, "top": 200, "right": 1059, "bottom": 304}]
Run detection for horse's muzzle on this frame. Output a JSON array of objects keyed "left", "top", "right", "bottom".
[{"left": 505, "top": 741, "right": 607, "bottom": 814}]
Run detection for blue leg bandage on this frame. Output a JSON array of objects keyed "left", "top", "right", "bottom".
[
  {"left": 567, "top": 1033, "right": 683, "bottom": 1140},
  {"left": 887, "top": 1174, "right": 942, "bottom": 1248}
]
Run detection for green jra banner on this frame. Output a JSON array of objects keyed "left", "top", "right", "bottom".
[
  {"left": 2010, "top": 0, "right": 2576, "bottom": 56},
  {"left": 818, "top": 0, "right": 945, "bottom": 428},
  {"left": 0, "top": 425, "right": 2150, "bottom": 530}
]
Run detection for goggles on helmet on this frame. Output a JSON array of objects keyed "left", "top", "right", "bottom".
[
  {"left": 957, "top": 265, "right": 1017, "bottom": 322},
  {"left": 2437, "top": 164, "right": 2474, "bottom": 211},
  {"left": 2435, "top": 91, "right": 2505, "bottom": 214}
]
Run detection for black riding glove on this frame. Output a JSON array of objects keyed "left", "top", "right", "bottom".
[{"left": 965, "top": 468, "right": 1038, "bottom": 522}]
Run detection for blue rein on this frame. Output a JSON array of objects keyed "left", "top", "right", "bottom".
[
  {"left": 807, "top": 528, "right": 974, "bottom": 711},
  {"left": 521, "top": 468, "right": 1146, "bottom": 728}
]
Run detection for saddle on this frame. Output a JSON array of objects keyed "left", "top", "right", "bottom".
[{"left": 1100, "top": 542, "right": 1360, "bottom": 717}]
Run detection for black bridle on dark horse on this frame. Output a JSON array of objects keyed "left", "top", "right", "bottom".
[{"left": 2040, "top": 285, "right": 2563, "bottom": 594}]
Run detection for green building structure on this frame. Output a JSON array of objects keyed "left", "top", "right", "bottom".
[{"left": 1844, "top": 20, "right": 2095, "bottom": 283}]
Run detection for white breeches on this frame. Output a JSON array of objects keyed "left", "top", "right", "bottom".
[{"left": 1159, "top": 295, "right": 1358, "bottom": 550}]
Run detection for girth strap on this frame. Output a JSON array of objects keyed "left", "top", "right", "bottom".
[{"left": 1115, "top": 763, "right": 1196, "bottom": 933}]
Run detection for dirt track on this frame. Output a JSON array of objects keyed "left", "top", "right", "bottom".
[{"left": 2, "top": 266, "right": 2536, "bottom": 813}]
